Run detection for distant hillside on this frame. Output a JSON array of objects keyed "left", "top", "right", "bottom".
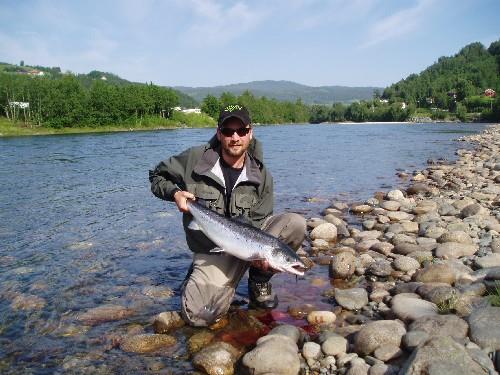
[
  {"left": 175, "top": 80, "right": 381, "bottom": 104},
  {"left": 0, "top": 62, "right": 198, "bottom": 108},
  {"left": 383, "top": 40, "right": 500, "bottom": 107}
]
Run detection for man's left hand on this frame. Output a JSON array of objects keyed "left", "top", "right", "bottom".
[{"left": 250, "top": 259, "right": 279, "bottom": 273}]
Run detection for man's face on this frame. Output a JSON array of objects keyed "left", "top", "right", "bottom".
[{"left": 217, "top": 118, "right": 253, "bottom": 158}]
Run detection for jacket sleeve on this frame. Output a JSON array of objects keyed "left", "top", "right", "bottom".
[
  {"left": 250, "top": 168, "right": 274, "bottom": 228},
  {"left": 149, "top": 149, "right": 190, "bottom": 201}
]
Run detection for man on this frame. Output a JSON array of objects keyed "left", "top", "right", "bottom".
[{"left": 149, "top": 105, "right": 306, "bottom": 327}]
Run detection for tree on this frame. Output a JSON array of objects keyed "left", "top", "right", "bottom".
[{"left": 20, "top": 60, "right": 24, "bottom": 67}]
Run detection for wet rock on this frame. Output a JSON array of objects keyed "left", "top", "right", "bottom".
[
  {"left": 394, "top": 243, "right": 422, "bottom": 256},
  {"left": 491, "top": 239, "right": 500, "bottom": 253},
  {"left": 355, "top": 230, "right": 383, "bottom": 241},
  {"left": 307, "top": 311, "right": 336, "bottom": 325},
  {"left": 310, "top": 223, "right": 338, "bottom": 242},
  {"left": 421, "top": 225, "right": 447, "bottom": 239},
  {"left": 369, "top": 289, "right": 390, "bottom": 303},
  {"left": 348, "top": 358, "right": 370, "bottom": 375},
  {"left": 413, "top": 263, "right": 456, "bottom": 284},
  {"left": 381, "top": 201, "right": 401, "bottom": 211},
  {"left": 268, "top": 325, "right": 302, "bottom": 344},
  {"left": 468, "top": 306, "right": 500, "bottom": 350},
  {"left": 392, "top": 233, "right": 417, "bottom": 245},
  {"left": 352, "top": 204, "right": 373, "bottom": 214},
  {"left": 142, "top": 285, "right": 174, "bottom": 299},
  {"left": 242, "top": 334, "right": 300, "bottom": 375},
  {"left": 435, "top": 242, "right": 479, "bottom": 259},
  {"left": 188, "top": 330, "right": 215, "bottom": 354},
  {"left": 152, "top": 311, "right": 185, "bottom": 333},
  {"left": 475, "top": 253, "right": 500, "bottom": 268},
  {"left": 10, "top": 294, "right": 46, "bottom": 311},
  {"left": 409, "top": 314, "right": 468, "bottom": 339},
  {"left": 330, "top": 251, "right": 356, "bottom": 279},
  {"left": 367, "top": 259, "right": 393, "bottom": 277},
  {"left": 391, "top": 294, "right": 437, "bottom": 322},
  {"left": 307, "top": 218, "right": 327, "bottom": 229},
  {"left": 120, "top": 334, "right": 176, "bottom": 353},
  {"left": 334, "top": 288, "right": 369, "bottom": 310},
  {"left": 400, "top": 336, "right": 489, "bottom": 375},
  {"left": 406, "top": 183, "right": 431, "bottom": 195},
  {"left": 192, "top": 341, "right": 241, "bottom": 375},
  {"left": 354, "top": 320, "right": 406, "bottom": 356},
  {"left": 371, "top": 242, "right": 394, "bottom": 256},
  {"left": 287, "top": 304, "right": 316, "bottom": 319},
  {"left": 393, "top": 256, "right": 421, "bottom": 272},
  {"left": 387, "top": 211, "right": 414, "bottom": 222},
  {"left": 76, "top": 304, "right": 134, "bottom": 325},
  {"left": 369, "top": 363, "right": 399, "bottom": 375},
  {"left": 322, "top": 334, "right": 348, "bottom": 356},
  {"left": 312, "top": 238, "right": 330, "bottom": 250},
  {"left": 417, "top": 284, "right": 458, "bottom": 305}
]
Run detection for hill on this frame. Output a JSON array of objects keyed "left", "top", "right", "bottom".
[
  {"left": 382, "top": 40, "right": 500, "bottom": 112},
  {"left": 175, "top": 80, "right": 381, "bottom": 104},
  {"left": 0, "top": 62, "right": 198, "bottom": 108}
]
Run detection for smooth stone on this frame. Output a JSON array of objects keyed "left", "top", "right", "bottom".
[
  {"left": 417, "top": 284, "right": 458, "bottom": 305},
  {"left": 374, "top": 345, "right": 402, "bottom": 362},
  {"left": 355, "top": 230, "right": 383, "bottom": 241},
  {"left": 307, "top": 311, "right": 336, "bottom": 325},
  {"left": 422, "top": 226, "right": 447, "bottom": 239},
  {"left": 387, "top": 223, "right": 405, "bottom": 234},
  {"left": 409, "top": 314, "right": 468, "bottom": 339},
  {"left": 401, "top": 221, "right": 419, "bottom": 233},
  {"left": 312, "top": 238, "right": 330, "bottom": 250},
  {"left": 153, "top": 311, "right": 185, "bottom": 333},
  {"left": 338, "top": 353, "right": 359, "bottom": 368},
  {"left": 399, "top": 336, "right": 490, "bottom": 375},
  {"left": 268, "top": 324, "right": 301, "bottom": 344},
  {"left": 435, "top": 242, "right": 479, "bottom": 259},
  {"left": 319, "top": 355, "right": 337, "bottom": 370},
  {"left": 363, "top": 219, "right": 377, "bottom": 230},
  {"left": 354, "top": 320, "right": 406, "bottom": 356},
  {"left": 356, "top": 239, "right": 380, "bottom": 252},
  {"left": 453, "top": 197, "right": 475, "bottom": 211},
  {"left": 413, "top": 263, "right": 456, "bottom": 284},
  {"left": 387, "top": 190, "right": 405, "bottom": 201},
  {"left": 406, "top": 183, "right": 431, "bottom": 195},
  {"left": 387, "top": 211, "right": 414, "bottom": 222},
  {"left": 437, "top": 231, "right": 473, "bottom": 244},
  {"left": 324, "top": 214, "right": 344, "bottom": 226},
  {"left": 192, "top": 342, "right": 240, "bottom": 375},
  {"left": 392, "top": 234, "right": 417, "bottom": 245},
  {"left": 352, "top": 204, "right": 374, "bottom": 214},
  {"left": 475, "top": 253, "right": 500, "bottom": 268},
  {"left": 369, "top": 289, "right": 390, "bottom": 303},
  {"left": 307, "top": 218, "right": 327, "bottom": 229},
  {"left": 461, "top": 203, "right": 484, "bottom": 218},
  {"left": 367, "top": 259, "right": 393, "bottom": 277},
  {"left": 142, "top": 285, "right": 174, "bottom": 299},
  {"left": 322, "top": 335, "right": 348, "bottom": 356},
  {"left": 468, "top": 306, "right": 500, "bottom": 350},
  {"left": 310, "top": 223, "right": 338, "bottom": 242},
  {"left": 302, "top": 342, "right": 322, "bottom": 360},
  {"left": 403, "top": 330, "right": 429, "bottom": 350},
  {"left": 330, "top": 252, "right": 357, "bottom": 279},
  {"left": 371, "top": 242, "right": 394, "bottom": 256},
  {"left": 381, "top": 201, "right": 401, "bottom": 211},
  {"left": 391, "top": 294, "right": 438, "bottom": 322},
  {"left": 491, "top": 239, "right": 500, "bottom": 253},
  {"left": 335, "top": 288, "right": 369, "bottom": 310},
  {"left": 242, "top": 334, "right": 300, "bottom": 375},
  {"left": 188, "top": 330, "right": 215, "bottom": 354},
  {"left": 120, "top": 334, "right": 176, "bottom": 353},
  {"left": 394, "top": 243, "right": 422, "bottom": 256},
  {"left": 393, "top": 256, "right": 421, "bottom": 272},
  {"left": 369, "top": 363, "right": 399, "bottom": 375},
  {"left": 348, "top": 359, "right": 370, "bottom": 375},
  {"left": 394, "top": 282, "right": 424, "bottom": 294}
]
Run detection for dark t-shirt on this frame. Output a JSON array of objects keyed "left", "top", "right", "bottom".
[{"left": 219, "top": 157, "right": 243, "bottom": 216}]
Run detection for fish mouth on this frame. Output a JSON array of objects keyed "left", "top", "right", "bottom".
[{"left": 286, "top": 262, "right": 306, "bottom": 276}]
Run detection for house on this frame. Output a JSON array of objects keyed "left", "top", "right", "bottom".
[
  {"left": 28, "top": 69, "right": 45, "bottom": 76},
  {"left": 173, "top": 107, "right": 201, "bottom": 114},
  {"left": 101, "top": 76, "right": 107, "bottom": 81}
]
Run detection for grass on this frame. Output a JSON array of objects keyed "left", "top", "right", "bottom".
[
  {"left": 487, "top": 281, "right": 500, "bottom": 307},
  {"left": 436, "top": 292, "right": 459, "bottom": 314},
  {"left": 0, "top": 112, "right": 217, "bottom": 137}
]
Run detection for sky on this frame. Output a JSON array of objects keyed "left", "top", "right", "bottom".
[{"left": 1, "top": 0, "right": 499, "bottom": 88}]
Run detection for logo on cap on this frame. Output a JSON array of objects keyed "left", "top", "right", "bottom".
[{"left": 224, "top": 104, "right": 243, "bottom": 112}]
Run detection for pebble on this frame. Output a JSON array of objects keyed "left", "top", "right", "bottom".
[
  {"left": 307, "top": 311, "right": 336, "bottom": 325},
  {"left": 321, "top": 335, "right": 348, "bottom": 356}
]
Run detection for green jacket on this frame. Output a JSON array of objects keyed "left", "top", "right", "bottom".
[{"left": 149, "top": 136, "right": 274, "bottom": 254}]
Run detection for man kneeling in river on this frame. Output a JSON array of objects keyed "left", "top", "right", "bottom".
[{"left": 149, "top": 105, "right": 306, "bottom": 326}]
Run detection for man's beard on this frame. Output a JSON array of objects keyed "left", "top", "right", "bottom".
[{"left": 224, "top": 143, "right": 247, "bottom": 157}]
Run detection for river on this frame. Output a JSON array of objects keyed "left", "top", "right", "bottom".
[{"left": 0, "top": 122, "right": 489, "bottom": 372}]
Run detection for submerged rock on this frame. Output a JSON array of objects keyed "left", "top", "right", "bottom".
[
  {"left": 334, "top": 288, "right": 369, "bottom": 310},
  {"left": 192, "top": 341, "right": 241, "bottom": 375},
  {"left": 153, "top": 311, "right": 185, "bottom": 333},
  {"left": 76, "top": 304, "right": 134, "bottom": 325},
  {"left": 120, "top": 333, "right": 176, "bottom": 354},
  {"left": 10, "top": 294, "right": 46, "bottom": 311}
]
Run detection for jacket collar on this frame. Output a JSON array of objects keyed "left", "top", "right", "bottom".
[{"left": 193, "top": 139, "right": 263, "bottom": 187}]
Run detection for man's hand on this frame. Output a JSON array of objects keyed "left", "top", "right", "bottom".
[
  {"left": 173, "top": 190, "right": 195, "bottom": 213},
  {"left": 250, "top": 259, "right": 280, "bottom": 274}
]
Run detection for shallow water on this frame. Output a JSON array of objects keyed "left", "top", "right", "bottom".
[{"left": 0, "top": 122, "right": 488, "bottom": 372}]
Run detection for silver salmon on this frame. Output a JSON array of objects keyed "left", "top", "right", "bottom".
[{"left": 186, "top": 200, "right": 306, "bottom": 276}]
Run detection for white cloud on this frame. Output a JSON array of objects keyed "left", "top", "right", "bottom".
[
  {"left": 361, "top": 0, "right": 435, "bottom": 48},
  {"left": 179, "top": 0, "right": 269, "bottom": 47}
]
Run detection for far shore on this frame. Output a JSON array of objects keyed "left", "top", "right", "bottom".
[{"left": 0, "top": 119, "right": 488, "bottom": 138}]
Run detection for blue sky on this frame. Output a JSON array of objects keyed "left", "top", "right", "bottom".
[{"left": 1, "top": 0, "right": 499, "bottom": 88}]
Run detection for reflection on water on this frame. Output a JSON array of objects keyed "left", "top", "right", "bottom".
[{"left": 0, "top": 122, "right": 488, "bottom": 372}]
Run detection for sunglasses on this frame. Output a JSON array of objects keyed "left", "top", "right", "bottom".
[{"left": 219, "top": 127, "right": 251, "bottom": 137}]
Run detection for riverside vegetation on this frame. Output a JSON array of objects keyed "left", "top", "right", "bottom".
[
  {"left": 48, "top": 125, "right": 500, "bottom": 375},
  {"left": 1, "top": 39, "right": 499, "bottom": 136}
]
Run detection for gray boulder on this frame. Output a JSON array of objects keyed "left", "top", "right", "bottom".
[
  {"left": 354, "top": 320, "right": 406, "bottom": 356},
  {"left": 335, "top": 288, "right": 369, "bottom": 310},
  {"left": 409, "top": 314, "right": 468, "bottom": 339},
  {"left": 468, "top": 306, "right": 500, "bottom": 350}
]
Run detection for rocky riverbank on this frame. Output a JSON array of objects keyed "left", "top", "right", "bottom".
[{"left": 59, "top": 124, "right": 499, "bottom": 374}]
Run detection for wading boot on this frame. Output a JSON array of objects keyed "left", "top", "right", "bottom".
[{"left": 248, "top": 279, "right": 278, "bottom": 309}]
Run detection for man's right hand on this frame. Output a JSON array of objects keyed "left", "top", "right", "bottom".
[{"left": 173, "top": 190, "right": 195, "bottom": 213}]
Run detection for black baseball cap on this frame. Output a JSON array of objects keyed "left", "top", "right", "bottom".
[{"left": 218, "top": 105, "right": 251, "bottom": 127}]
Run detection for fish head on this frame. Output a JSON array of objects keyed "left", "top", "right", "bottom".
[{"left": 268, "top": 247, "right": 306, "bottom": 276}]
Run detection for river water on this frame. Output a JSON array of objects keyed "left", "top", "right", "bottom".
[{"left": 0, "top": 122, "right": 488, "bottom": 372}]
